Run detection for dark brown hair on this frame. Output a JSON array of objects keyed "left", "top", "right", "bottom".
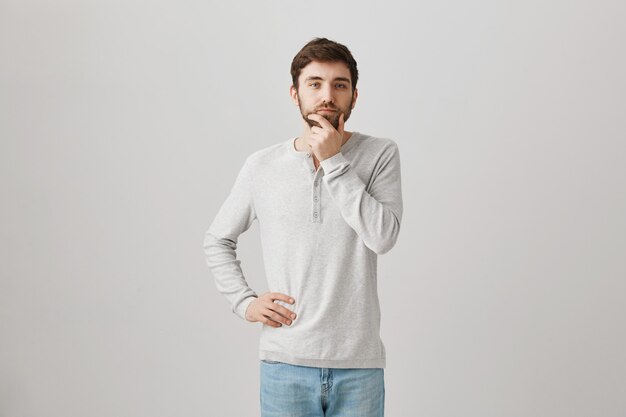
[{"left": 290, "top": 37, "right": 359, "bottom": 92}]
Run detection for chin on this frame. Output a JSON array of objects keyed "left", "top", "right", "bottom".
[{"left": 305, "top": 115, "right": 339, "bottom": 129}]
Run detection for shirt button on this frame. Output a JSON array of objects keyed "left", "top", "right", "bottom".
[
  {"left": 306, "top": 153, "right": 311, "bottom": 158},
  {"left": 314, "top": 181, "right": 318, "bottom": 187},
  {"left": 313, "top": 212, "right": 318, "bottom": 218},
  {"left": 313, "top": 196, "right": 318, "bottom": 202},
  {"left": 310, "top": 168, "right": 315, "bottom": 173}
]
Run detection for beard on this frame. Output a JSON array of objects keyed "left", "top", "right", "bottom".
[{"left": 298, "top": 93, "right": 354, "bottom": 130}]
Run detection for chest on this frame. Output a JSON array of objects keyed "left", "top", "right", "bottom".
[{"left": 250, "top": 153, "right": 376, "bottom": 227}]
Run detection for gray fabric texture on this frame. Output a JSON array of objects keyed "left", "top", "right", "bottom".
[{"left": 203, "top": 131, "right": 403, "bottom": 368}]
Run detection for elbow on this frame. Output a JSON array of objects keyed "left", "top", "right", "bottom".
[
  {"left": 203, "top": 231, "right": 220, "bottom": 258},
  {"left": 203, "top": 231, "right": 237, "bottom": 268},
  {"left": 204, "top": 230, "right": 235, "bottom": 252},
  {"left": 368, "top": 217, "right": 401, "bottom": 255},
  {"left": 370, "top": 235, "right": 398, "bottom": 255}
]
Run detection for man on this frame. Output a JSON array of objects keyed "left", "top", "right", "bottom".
[{"left": 203, "top": 37, "right": 402, "bottom": 416}]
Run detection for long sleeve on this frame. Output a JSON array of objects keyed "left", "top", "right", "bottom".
[
  {"left": 319, "top": 141, "right": 403, "bottom": 255},
  {"left": 203, "top": 158, "right": 258, "bottom": 320}
]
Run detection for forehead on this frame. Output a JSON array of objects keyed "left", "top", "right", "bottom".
[{"left": 299, "top": 60, "right": 351, "bottom": 82}]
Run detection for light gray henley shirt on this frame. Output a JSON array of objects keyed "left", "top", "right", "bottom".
[{"left": 203, "top": 131, "right": 403, "bottom": 368}]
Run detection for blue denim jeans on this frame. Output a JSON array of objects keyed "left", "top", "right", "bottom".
[{"left": 260, "top": 360, "right": 385, "bottom": 417}]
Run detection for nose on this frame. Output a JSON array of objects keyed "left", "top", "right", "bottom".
[{"left": 319, "top": 84, "right": 334, "bottom": 104}]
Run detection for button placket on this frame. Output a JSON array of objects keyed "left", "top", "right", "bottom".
[
  {"left": 312, "top": 162, "right": 322, "bottom": 223},
  {"left": 302, "top": 153, "right": 322, "bottom": 223}
]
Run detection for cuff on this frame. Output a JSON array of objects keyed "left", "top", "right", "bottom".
[
  {"left": 235, "top": 295, "right": 258, "bottom": 321},
  {"left": 320, "top": 152, "right": 349, "bottom": 172}
]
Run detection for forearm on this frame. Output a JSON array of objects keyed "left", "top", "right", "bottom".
[{"left": 320, "top": 147, "right": 403, "bottom": 255}]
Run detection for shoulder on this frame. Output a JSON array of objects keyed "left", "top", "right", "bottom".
[
  {"left": 249, "top": 141, "right": 284, "bottom": 161},
  {"left": 241, "top": 140, "right": 288, "bottom": 167},
  {"left": 354, "top": 132, "right": 400, "bottom": 159},
  {"left": 236, "top": 139, "right": 292, "bottom": 178}
]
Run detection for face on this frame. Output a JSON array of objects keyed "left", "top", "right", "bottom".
[{"left": 290, "top": 60, "right": 358, "bottom": 130}]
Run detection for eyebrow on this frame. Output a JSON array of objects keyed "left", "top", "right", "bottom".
[{"left": 304, "top": 76, "right": 351, "bottom": 84}]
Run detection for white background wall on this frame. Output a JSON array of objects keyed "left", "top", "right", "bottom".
[{"left": 1, "top": 0, "right": 625, "bottom": 416}]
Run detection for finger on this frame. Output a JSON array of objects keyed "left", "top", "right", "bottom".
[
  {"left": 265, "top": 309, "right": 293, "bottom": 326},
  {"left": 265, "top": 302, "right": 297, "bottom": 321},
  {"left": 282, "top": 307, "right": 296, "bottom": 320},
  {"left": 301, "top": 136, "right": 315, "bottom": 147},
  {"left": 310, "top": 126, "right": 324, "bottom": 135},
  {"left": 262, "top": 298, "right": 286, "bottom": 313},
  {"left": 270, "top": 292, "right": 295, "bottom": 304},
  {"left": 303, "top": 139, "right": 315, "bottom": 151},
  {"left": 338, "top": 112, "right": 345, "bottom": 135},
  {"left": 262, "top": 316, "right": 282, "bottom": 328}
]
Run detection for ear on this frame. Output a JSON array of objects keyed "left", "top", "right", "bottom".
[
  {"left": 289, "top": 85, "right": 299, "bottom": 106},
  {"left": 351, "top": 87, "right": 359, "bottom": 109}
]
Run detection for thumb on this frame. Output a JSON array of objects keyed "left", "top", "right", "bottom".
[{"left": 338, "top": 112, "right": 345, "bottom": 135}]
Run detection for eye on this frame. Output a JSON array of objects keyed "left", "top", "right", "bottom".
[
  {"left": 309, "top": 82, "right": 319, "bottom": 88},
  {"left": 336, "top": 84, "right": 347, "bottom": 89}
]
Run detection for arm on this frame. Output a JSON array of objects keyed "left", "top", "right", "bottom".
[
  {"left": 203, "top": 157, "right": 258, "bottom": 320},
  {"left": 319, "top": 142, "right": 403, "bottom": 255}
]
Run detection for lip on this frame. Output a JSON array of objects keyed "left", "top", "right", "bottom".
[{"left": 317, "top": 109, "right": 337, "bottom": 113}]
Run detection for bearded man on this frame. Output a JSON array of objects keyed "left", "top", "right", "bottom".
[{"left": 204, "top": 37, "right": 403, "bottom": 417}]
